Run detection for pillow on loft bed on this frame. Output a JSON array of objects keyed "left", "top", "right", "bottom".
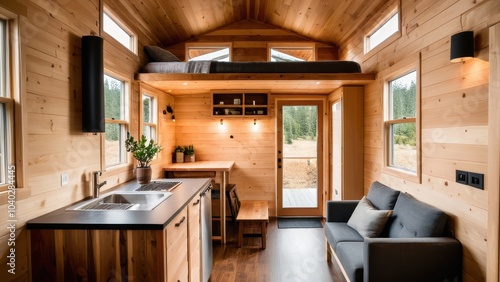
[{"left": 144, "top": 46, "right": 181, "bottom": 62}]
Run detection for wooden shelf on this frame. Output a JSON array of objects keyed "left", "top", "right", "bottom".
[{"left": 212, "top": 91, "right": 269, "bottom": 117}]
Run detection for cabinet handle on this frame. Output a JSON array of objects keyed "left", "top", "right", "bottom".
[
  {"left": 193, "top": 199, "right": 200, "bottom": 206},
  {"left": 175, "top": 216, "right": 186, "bottom": 227}
]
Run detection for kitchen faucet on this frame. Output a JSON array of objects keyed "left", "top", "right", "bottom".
[{"left": 93, "top": 170, "right": 107, "bottom": 198}]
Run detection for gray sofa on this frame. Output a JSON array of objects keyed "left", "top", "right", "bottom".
[{"left": 324, "top": 181, "right": 462, "bottom": 282}]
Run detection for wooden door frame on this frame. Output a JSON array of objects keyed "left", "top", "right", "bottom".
[{"left": 276, "top": 99, "right": 325, "bottom": 217}]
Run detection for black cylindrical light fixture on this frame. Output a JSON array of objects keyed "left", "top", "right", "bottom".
[
  {"left": 450, "top": 31, "right": 474, "bottom": 63},
  {"left": 82, "top": 35, "right": 105, "bottom": 133}
]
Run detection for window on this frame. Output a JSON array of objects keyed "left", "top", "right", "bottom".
[
  {"left": 186, "top": 43, "right": 231, "bottom": 61},
  {"left": 268, "top": 43, "right": 315, "bottom": 61},
  {"left": 104, "top": 74, "right": 129, "bottom": 168},
  {"left": 142, "top": 93, "right": 157, "bottom": 142},
  {"left": 384, "top": 71, "right": 419, "bottom": 175},
  {"left": 103, "top": 10, "right": 136, "bottom": 53},
  {"left": 0, "top": 18, "right": 12, "bottom": 188},
  {"left": 365, "top": 11, "right": 399, "bottom": 53}
]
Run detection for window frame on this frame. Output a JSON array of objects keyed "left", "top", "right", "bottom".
[
  {"left": 141, "top": 91, "right": 158, "bottom": 143},
  {"left": 363, "top": 4, "right": 401, "bottom": 56},
  {"left": 381, "top": 55, "right": 421, "bottom": 183},
  {"left": 0, "top": 8, "right": 23, "bottom": 193},
  {"left": 103, "top": 72, "right": 130, "bottom": 169},
  {"left": 185, "top": 42, "right": 232, "bottom": 62},
  {"left": 267, "top": 42, "right": 317, "bottom": 62},
  {"left": 102, "top": 7, "right": 137, "bottom": 54}
]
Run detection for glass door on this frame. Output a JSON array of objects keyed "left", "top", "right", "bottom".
[{"left": 277, "top": 100, "right": 323, "bottom": 216}]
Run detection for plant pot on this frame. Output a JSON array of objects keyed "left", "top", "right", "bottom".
[
  {"left": 136, "top": 167, "right": 152, "bottom": 185},
  {"left": 184, "top": 154, "right": 195, "bottom": 162},
  {"left": 175, "top": 152, "right": 184, "bottom": 163}
]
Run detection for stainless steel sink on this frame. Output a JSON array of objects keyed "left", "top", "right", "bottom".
[{"left": 67, "top": 192, "right": 172, "bottom": 211}]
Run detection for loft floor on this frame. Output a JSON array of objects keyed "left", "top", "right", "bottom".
[{"left": 211, "top": 218, "right": 346, "bottom": 281}]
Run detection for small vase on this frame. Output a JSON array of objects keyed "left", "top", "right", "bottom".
[
  {"left": 175, "top": 152, "right": 184, "bottom": 163},
  {"left": 184, "top": 154, "right": 195, "bottom": 162},
  {"left": 136, "top": 167, "right": 152, "bottom": 185}
]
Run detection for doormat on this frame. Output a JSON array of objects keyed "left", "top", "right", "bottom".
[{"left": 278, "top": 218, "right": 323, "bottom": 229}]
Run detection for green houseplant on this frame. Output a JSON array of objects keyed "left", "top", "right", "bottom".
[
  {"left": 174, "top": 146, "right": 185, "bottom": 163},
  {"left": 184, "top": 145, "right": 195, "bottom": 162},
  {"left": 125, "top": 135, "right": 162, "bottom": 184}
]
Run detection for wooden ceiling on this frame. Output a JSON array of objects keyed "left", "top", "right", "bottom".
[{"left": 118, "top": 0, "right": 391, "bottom": 47}]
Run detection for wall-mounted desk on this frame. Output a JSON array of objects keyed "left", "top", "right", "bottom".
[{"left": 164, "top": 161, "right": 235, "bottom": 244}]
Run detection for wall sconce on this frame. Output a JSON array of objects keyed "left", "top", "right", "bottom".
[
  {"left": 163, "top": 105, "right": 175, "bottom": 121},
  {"left": 450, "top": 31, "right": 474, "bottom": 63},
  {"left": 220, "top": 119, "right": 224, "bottom": 125},
  {"left": 253, "top": 119, "right": 257, "bottom": 125}
]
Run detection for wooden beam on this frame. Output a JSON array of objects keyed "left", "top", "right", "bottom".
[{"left": 487, "top": 22, "right": 500, "bottom": 282}]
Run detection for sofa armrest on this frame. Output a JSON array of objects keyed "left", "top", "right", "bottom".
[
  {"left": 364, "top": 237, "right": 462, "bottom": 282},
  {"left": 326, "top": 200, "right": 359, "bottom": 222}
]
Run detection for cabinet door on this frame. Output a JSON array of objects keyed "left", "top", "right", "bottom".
[
  {"left": 167, "top": 206, "right": 189, "bottom": 282},
  {"left": 188, "top": 196, "right": 201, "bottom": 282}
]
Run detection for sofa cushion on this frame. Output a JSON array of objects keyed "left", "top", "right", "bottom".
[
  {"left": 144, "top": 46, "right": 181, "bottom": 62},
  {"left": 388, "top": 193, "right": 448, "bottom": 238},
  {"left": 336, "top": 242, "right": 364, "bottom": 282},
  {"left": 366, "top": 181, "right": 400, "bottom": 210},
  {"left": 324, "top": 222, "right": 363, "bottom": 251},
  {"left": 347, "top": 196, "right": 393, "bottom": 238}
]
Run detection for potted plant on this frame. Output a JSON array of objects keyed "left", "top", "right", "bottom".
[
  {"left": 184, "top": 145, "right": 195, "bottom": 162},
  {"left": 174, "top": 146, "right": 185, "bottom": 163},
  {"left": 125, "top": 134, "right": 162, "bottom": 184}
]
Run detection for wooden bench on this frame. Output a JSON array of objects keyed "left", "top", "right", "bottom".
[{"left": 236, "top": 200, "right": 269, "bottom": 249}]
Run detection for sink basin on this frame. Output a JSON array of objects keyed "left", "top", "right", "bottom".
[{"left": 67, "top": 192, "right": 172, "bottom": 211}]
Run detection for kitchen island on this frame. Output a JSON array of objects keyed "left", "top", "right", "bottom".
[{"left": 26, "top": 178, "right": 212, "bottom": 282}]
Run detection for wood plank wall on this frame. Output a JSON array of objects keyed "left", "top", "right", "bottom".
[
  {"left": 339, "top": 0, "right": 500, "bottom": 280},
  {"left": 165, "top": 19, "right": 338, "bottom": 62},
  {"left": 0, "top": 0, "right": 174, "bottom": 280},
  {"left": 174, "top": 93, "right": 277, "bottom": 214}
]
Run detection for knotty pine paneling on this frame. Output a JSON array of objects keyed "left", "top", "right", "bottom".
[
  {"left": 339, "top": 0, "right": 498, "bottom": 280},
  {"left": 174, "top": 93, "right": 277, "bottom": 215}
]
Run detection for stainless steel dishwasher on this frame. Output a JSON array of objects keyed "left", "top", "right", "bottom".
[{"left": 200, "top": 182, "right": 213, "bottom": 282}]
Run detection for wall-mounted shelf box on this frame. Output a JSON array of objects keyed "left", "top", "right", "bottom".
[{"left": 212, "top": 91, "right": 269, "bottom": 117}]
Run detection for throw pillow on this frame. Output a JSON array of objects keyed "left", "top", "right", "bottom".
[
  {"left": 347, "top": 196, "right": 393, "bottom": 238},
  {"left": 144, "top": 46, "right": 181, "bottom": 62}
]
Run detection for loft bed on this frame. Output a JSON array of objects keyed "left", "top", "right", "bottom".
[{"left": 135, "top": 46, "right": 375, "bottom": 94}]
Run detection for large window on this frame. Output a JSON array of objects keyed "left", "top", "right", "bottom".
[
  {"left": 384, "top": 71, "right": 419, "bottom": 175},
  {"left": 142, "top": 93, "right": 157, "bottom": 142},
  {"left": 365, "top": 10, "right": 399, "bottom": 53},
  {"left": 104, "top": 74, "right": 129, "bottom": 168},
  {"left": 103, "top": 10, "right": 136, "bottom": 53}
]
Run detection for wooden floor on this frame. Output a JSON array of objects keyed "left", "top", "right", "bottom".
[
  {"left": 210, "top": 218, "right": 346, "bottom": 282},
  {"left": 283, "top": 188, "right": 317, "bottom": 208}
]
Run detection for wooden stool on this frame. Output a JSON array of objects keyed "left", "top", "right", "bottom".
[{"left": 236, "top": 200, "right": 269, "bottom": 249}]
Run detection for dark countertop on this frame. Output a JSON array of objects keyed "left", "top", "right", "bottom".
[{"left": 26, "top": 178, "right": 211, "bottom": 230}]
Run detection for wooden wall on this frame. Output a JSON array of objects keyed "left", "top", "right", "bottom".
[
  {"left": 339, "top": 0, "right": 500, "bottom": 281},
  {"left": 174, "top": 94, "right": 277, "bottom": 214},
  {"left": 166, "top": 19, "right": 338, "bottom": 62},
  {"left": 0, "top": 0, "right": 173, "bottom": 280}
]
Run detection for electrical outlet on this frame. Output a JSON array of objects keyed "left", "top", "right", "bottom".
[
  {"left": 455, "top": 170, "right": 468, "bottom": 185},
  {"left": 468, "top": 172, "right": 484, "bottom": 190},
  {"left": 61, "top": 173, "right": 69, "bottom": 187}
]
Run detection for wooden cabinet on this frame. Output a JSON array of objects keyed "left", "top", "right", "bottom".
[
  {"left": 188, "top": 196, "right": 202, "bottom": 282},
  {"left": 330, "top": 86, "right": 364, "bottom": 200},
  {"left": 29, "top": 200, "right": 204, "bottom": 282},
  {"left": 212, "top": 91, "right": 269, "bottom": 117},
  {"left": 166, "top": 206, "right": 189, "bottom": 282}
]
